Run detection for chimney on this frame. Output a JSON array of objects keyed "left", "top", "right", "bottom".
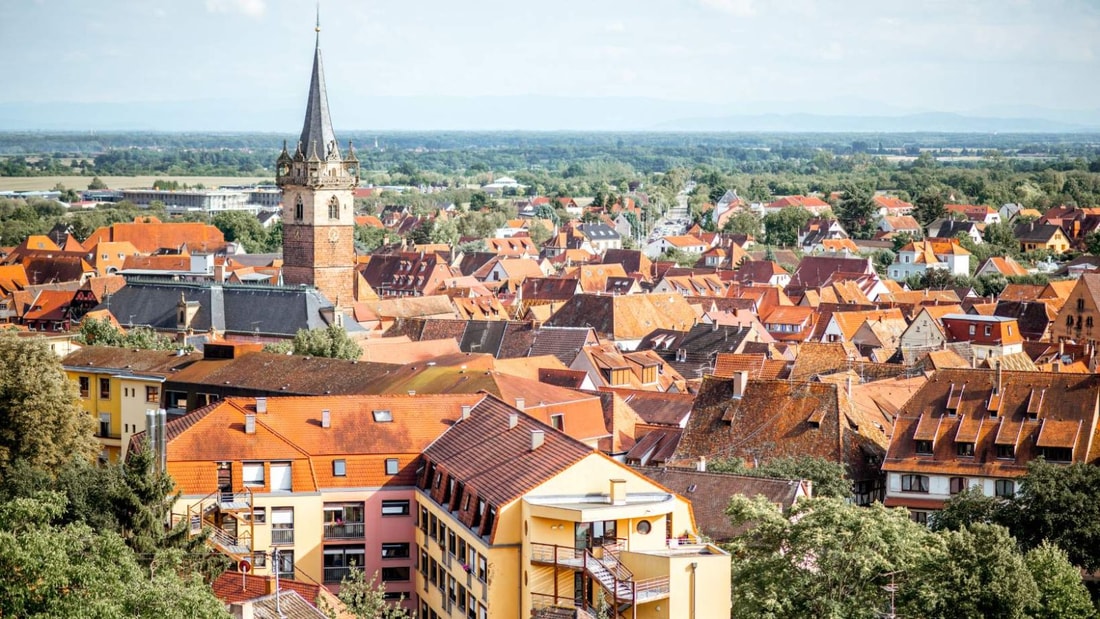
[
  {"left": 508, "top": 413, "right": 519, "bottom": 429},
  {"left": 846, "top": 374, "right": 853, "bottom": 398},
  {"left": 230, "top": 601, "right": 255, "bottom": 619},
  {"left": 1053, "top": 361, "right": 1062, "bottom": 373},
  {"left": 731, "top": 370, "right": 748, "bottom": 398},
  {"left": 515, "top": 397, "right": 525, "bottom": 411},
  {"left": 609, "top": 479, "right": 626, "bottom": 505},
  {"left": 994, "top": 359, "right": 1003, "bottom": 394},
  {"left": 265, "top": 575, "right": 277, "bottom": 595},
  {"left": 461, "top": 405, "right": 472, "bottom": 420},
  {"left": 245, "top": 414, "right": 256, "bottom": 435},
  {"left": 255, "top": 397, "right": 267, "bottom": 413},
  {"left": 696, "top": 456, "right": 707, "bottom": 472},
  {"left": 1059, "top": 341, "right": 1065, "bottom": 358},
  {"left": 530, "top": 430, "right": 545, "bottom": 451},
  {"left": 321, "top": 409, "right": 331, "bottom": 429}
]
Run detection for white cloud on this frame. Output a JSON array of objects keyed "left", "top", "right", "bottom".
[
  {"left": 699, "top": 0, "right": 756, "bottom": 17},
  {"left": 605, "top": 20, "right": 626, "bottom": 33},
  {"left": 205, "top": 0, "right": 266, "bottom": 18}
]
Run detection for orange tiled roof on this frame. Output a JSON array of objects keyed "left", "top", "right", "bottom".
[
  {"left": 663, "top": 235, "right": 708, "bottom": 248},
  {"left": 84, "top": 218, "right": 226, "bottom": 255}
]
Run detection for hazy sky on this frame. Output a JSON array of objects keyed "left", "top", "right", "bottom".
[{"left": 2, "top": 0, "right": 1099, "bottom": 128}]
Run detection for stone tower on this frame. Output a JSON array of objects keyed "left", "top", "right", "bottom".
[{"left": 276, "top": 17, "right": 358, "bottom": 305}]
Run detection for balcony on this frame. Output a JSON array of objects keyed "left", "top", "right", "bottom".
[
  {"left": 324, "top": 565, "right": 363, "bottom": 584},
  {"left": 271, "top": 527, "right": 294, "bottom": 545},
  {"left": 324, "top": 521, "right": 366, "bottom": 540}
]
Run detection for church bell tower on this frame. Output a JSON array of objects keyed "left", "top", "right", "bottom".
[{"left": 276, "top": 12, "right": 358, "bottom": 305}]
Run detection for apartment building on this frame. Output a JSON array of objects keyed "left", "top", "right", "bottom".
[
  {"left": 155, "top": 393, "right": 487, "bottom": 610},
  {"left": 415, "top": 397, "right": 731, "bottom": 619}
]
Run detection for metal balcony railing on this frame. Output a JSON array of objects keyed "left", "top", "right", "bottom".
[
  {"left": 271, "top": 527, "right": 295, "bottom": 545},
  {"left": 323, "top": 521, "right": 365, "bottom": 540},
  {"left": 323, "top": 565, "right": 363, "bottom": 583}
]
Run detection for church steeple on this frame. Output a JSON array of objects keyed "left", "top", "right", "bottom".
[
  {"left": 276, "top": 2, "right": 359, "bottom": 308},
  {"left": 299, "top": 6, "right": 338, "bottom": 160}
]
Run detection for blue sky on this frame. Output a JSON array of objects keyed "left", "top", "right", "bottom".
[{"left": 2, "top": 0, "right": 1098, "bottom": 130}]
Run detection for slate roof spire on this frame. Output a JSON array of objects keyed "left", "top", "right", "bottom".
[{"left": 299, "top": 3, "right": 338, "bottom": 160}]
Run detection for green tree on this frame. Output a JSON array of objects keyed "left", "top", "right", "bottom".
[
  {"left": 1028, "top": 542, "right": 1097, "bottom": 619},
  {"left": 0, "top": 333, "right": 98, "bottom": 478},
  {"left": 710, "top": 456, "right": 850, "bottom": 499},
  {"left": 533, "top": 203, "right": 560, "bottom": 225},
  {"left": 837, "top": 182, "right": 877, "bottom": 239},
  {"left": 763, "top": 207, "right": 812, "bottom": 247},
  {"left": 0, "top": 492, "right": 228, "bottom": 618},
  {"left": 983, "top": 220, "right": 1017, "bottom": 248},
  {"left": 327, "top": 568, "right": 412, "bottom": 619},
  {"left": 1085, "top": 230, "right": 1100, "bottom": 256},
  {"left": 292, "top": 324, "right": 361, "bottom": 360},
  {"left": 725, "top": 496, "right": 932, "bottom": 619},
  {"left": 355, "top": 225, "right": 387, "bottom": 253},
  {"left": 1013, "top": 460, "right": 1100, "bottom": 572},
  {"left": 721, "top": 210, "right": 762, "bottom": 237},
  {"left": 930, "top": 486, "right": 1009, "bottom": 532},
  {"left": 910, "top": 524, "right": 1039, "bottom": 619},
  {"left": 468, "top": 192, "right": 490, "bottom": 210},
  {"left": 87, "top": 176, "right": 108, "bottom": 190},
  {"left": 76, "top": 317, "right": 177, "bottom": 350},
  {"left": 212, "top": 210, "right": 267, "bottom": 253},
  {"left": 914, "top": 187, "right": 947, "bottom": 225},
  {"left": 429, "top": 217, "right": 460, "bottom": 246},
  {"left": 264, "top": 220, "right": 283, "bottom": 252}
]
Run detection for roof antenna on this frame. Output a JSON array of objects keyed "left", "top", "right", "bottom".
[{"left": 315, "top": 0, "right": 321, "bottom": 39}]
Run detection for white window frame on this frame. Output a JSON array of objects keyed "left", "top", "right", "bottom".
[{"left": 270, "top": 462, "right": 292, "bottom": 492}]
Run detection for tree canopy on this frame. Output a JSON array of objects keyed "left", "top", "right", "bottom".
[
  {"left": 726, "top": 495, "right": 1093, "bottom": 619},
  {"left": 0, "top": 333, "right": 98, "bottom": 479},
  {"left": 291, "top": 324, "right": 362, "bottom": 360}
]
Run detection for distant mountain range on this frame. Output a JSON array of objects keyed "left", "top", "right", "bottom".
[{"left": 1, "top": 96, "right": 1098, "bottom": 133}]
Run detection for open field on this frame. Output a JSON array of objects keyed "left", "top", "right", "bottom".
[{"left": 0, "top": 175, "right": 272, "bottom": 192}]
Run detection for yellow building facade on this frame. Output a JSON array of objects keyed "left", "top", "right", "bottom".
[
  {"left": 415, "top": 400, "right": 730, "bottom": 619},
  {"left": 65, "top": 364, "right": 164, "bottom": 462}
]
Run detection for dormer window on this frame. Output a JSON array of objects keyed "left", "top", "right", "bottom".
[
  {"left": 956, "top": 442, "right": 975, "bottom": 457},
  {"left": 996, "top": 444, "right": 1015, "bottom": 459},
  {"left": 915, "top": 440, "right": 933, "bottom": 455},
  {"left": 675, "top": 348, "right": 687, "bottom": 363}
]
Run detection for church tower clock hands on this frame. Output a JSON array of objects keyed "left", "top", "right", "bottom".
[{"left": 276, "top": 7, "right": 359, "bottom": 307}]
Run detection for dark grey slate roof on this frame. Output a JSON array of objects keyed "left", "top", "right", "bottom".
[
  {"left": 299, "top": 34, "right": 338, "bottom": 159},
  {"left": 95, "top": 280, "right": 332, "bottom": 337},
  {"left": 527, "top": 326, "right": 593, "bottom": 365}
]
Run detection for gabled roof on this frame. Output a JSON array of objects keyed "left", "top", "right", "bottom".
[
  {"left": 601, "top": 388, "right": 695, "bottom": 427},
  {"left": 976, "top": 256, "right": 1028, "bottom": 277},
  {"left": 883, "top": 369, "right": 1100, "bottom": 478},
  {"left": 713, "top": 353, "right": 789, "bottom": 380},
  {"left": 673, "top": 377, "right": 890, "bottom": 483},
  {"left": 639, "top": 323, "right": 754, "bottom": 377},
  {"left": 787, "top": 255, "right": 874, "bottom": 291},
  {"left": 1014, "top": 222, "right": 1068, "bottom": 243},
  {"left": 546, "top": 293, "right": 697, "bottom": 340},
  {"left": 422, "top": 397, "right": 593, "bottom": 515},
  {"left": 632, "top": 466, "right": 806, "bottom": 541},
  {"left": 528, "top": 326, "right": 598, "bottom": 365},
  {"left": 0, "top": 264, "right": 28, "bottom": 294},
  {"left": 84, "top": 218, "right": 226, "bottom": 255},
  {"left": 767, "top": 195, "right": 829, "bottom": 209}
]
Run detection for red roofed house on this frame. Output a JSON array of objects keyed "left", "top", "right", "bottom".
[
  {"left": 764, "top": 195, "right": 831, "bottom": 216},
  {"left": 940, "top": 314, "right": 1024, "bottom": 361},
  {"left": 882, "top": 369, "right": 1100, "bottom": 521},
  {"left": 945, "top": 204, "right": 1000, "bottom": 225},
  {"left": 83, "top": 216, "right": 227, "bottom": 255}
]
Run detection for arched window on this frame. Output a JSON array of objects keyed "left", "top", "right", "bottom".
[
  {"left": 295, "top": 195, "right": 304, "bottom": 221},
  {"left": 328, "top": 196, "right": 340, "bottom": 220}
]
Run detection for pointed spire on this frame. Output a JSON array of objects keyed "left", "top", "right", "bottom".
[{"left": 299, "top": 2, "right": 338, "bottom": 161}]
